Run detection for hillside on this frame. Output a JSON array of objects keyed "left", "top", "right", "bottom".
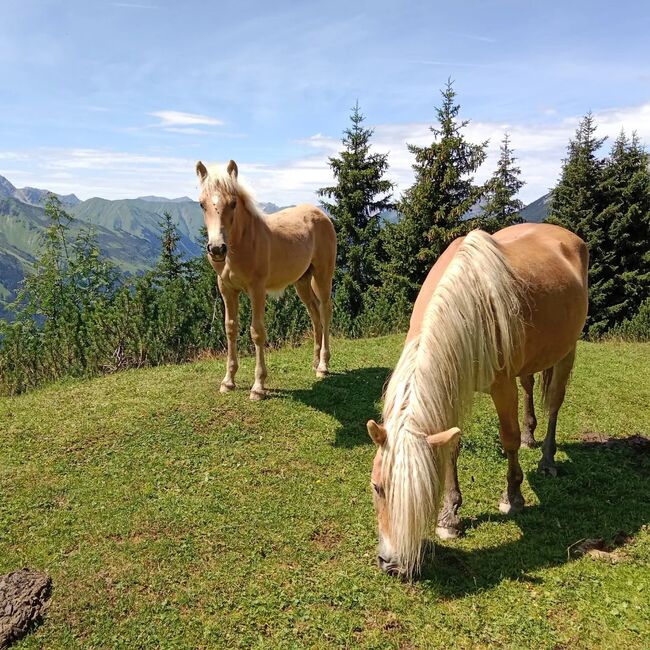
[
  {"left": 519, "top": 191, "right": 552, "bottom": 222},
  {"left": 0, "top": 336, "right": 648, "bottom": 647}
]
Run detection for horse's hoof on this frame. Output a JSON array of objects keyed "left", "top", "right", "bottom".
[
  {"left": 220, "top": 382, "right": 236, "bottom": 393},
  {"left": 316, "top": 369, "right": 329, "bottom": 378},
  {"left": 538, "top": 459, "right": 558, "bottom": 477},
  {"left": 249, "top": 389, "right": 266, "bottom": 401},
  {"left": 499, "top": 495, "right": 524, "bottom": 515},
  {"left": 435, "top": 525, "right": 461, "bottom": 540},
  {"left": 521, "top": 436, "right": 537, "bottom": 449}
]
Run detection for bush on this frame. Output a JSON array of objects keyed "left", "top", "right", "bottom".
[{"left": 605, "top": 298, "right": 650, "bottom": 342}]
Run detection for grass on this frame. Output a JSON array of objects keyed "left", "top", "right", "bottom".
[{"left": 1, "top": 336, "right": 649, "bottom": 649}]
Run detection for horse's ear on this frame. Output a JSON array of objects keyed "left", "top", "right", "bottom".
[
  {"left": 195, "top": 161, "right": 208, "bottom": 182},
  {"left": 426, "top": 427, "right": 461, "bottom": 448},
  {"left": 367, "top": 420, "right": 387, "bottom": 446},
  {"left": 227, "top": 159, "right": 238, "bottom": 180}
]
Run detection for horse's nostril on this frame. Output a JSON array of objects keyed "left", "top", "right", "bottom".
[{"left": 207, "top": 243, "right": 227, "bottom": 257}]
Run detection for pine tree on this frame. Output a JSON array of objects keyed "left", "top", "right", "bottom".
[
  {"left": 383, "top": 80, "right": 487, "bottom": 299},
  {"left": 478, "top": 133, "right": 524, "bottom": 233},
  {"left": 547, "top": 113, "right": 609, "bottom": 334},
  {"left": 15, "top": 195, "right": 74, "bottom": 324},
  {"left": 156, "top": 211, "right": 184, "bottom": 282},
  {"left": 597, "top": 130, "right": 650, "bottom": 331},
  {"left": 318, "top": 102, "right": 393, "bottom": 330}
]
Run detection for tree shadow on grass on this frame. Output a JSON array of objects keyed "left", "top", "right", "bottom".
[
  {"left": 272, "top": 367, "right": 391, "bottom": 447},
  {"left": 418, "top": 437, "right": 650, "bottom": 598}
]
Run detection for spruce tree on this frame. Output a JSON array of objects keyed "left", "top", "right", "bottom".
[
  {"left": 547, "top": 113, "right": 608, "bottom": 334},
  {"left": 383, "top": 80, "right": 487, "bottom": 299},
  {"left": 597, "top": 130, "right": 650, "bottom": 331},
  {"left": 156, "top": 211, "right": 184, "bottom": 282},
  {"left": 478, "top": 132, "right": 524, "bottom": 233},
  {"left": 318, "top": 102, "right": 393, "bottom": 330}
]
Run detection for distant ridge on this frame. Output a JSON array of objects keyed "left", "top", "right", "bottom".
[
  {"left": 138, "top": 195, "right": 194, "bottom": 203},
  {"left": 519, "top": 192, "right": 552, "bottom": 223},
  {"left": 0, "top": 174, "right": 80, "bottom": 207}
]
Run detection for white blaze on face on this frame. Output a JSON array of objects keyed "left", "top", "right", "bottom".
[{"left": 205, "top": 194, "right": 228, "bottom": 250}]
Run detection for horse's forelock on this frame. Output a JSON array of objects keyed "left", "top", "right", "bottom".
[{"left": 203, "top": 164, "right": 263, "bottom": 218}]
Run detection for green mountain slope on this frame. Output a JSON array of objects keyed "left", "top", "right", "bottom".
[
  {"left": 0, "top": 196, "right": 183, "bottom": 318},
  {"left": 519, "top": 192, "right": 551, "bottom": 222},
  {"left": 69, "top": 198, "right": 204, "bottom": 260}
]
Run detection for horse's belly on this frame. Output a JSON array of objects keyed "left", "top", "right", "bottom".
[{"left": 267, "top": 244, "right": 313, "bottom": 287}]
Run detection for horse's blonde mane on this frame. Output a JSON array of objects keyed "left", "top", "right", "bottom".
[
  {"left": 382, "top": 230, "right": 524, "bottom": 576},
  {"left": 201, "top": 164, "right": 265, "bottom": 220}
]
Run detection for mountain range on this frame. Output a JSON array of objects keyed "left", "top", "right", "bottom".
[{"left": 0, "top": 173, "right": 549, "bottom": 319}]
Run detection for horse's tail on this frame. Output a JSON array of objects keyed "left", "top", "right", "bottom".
[{"left": 539, "top": 367, "right": 554, "bottom": 411}]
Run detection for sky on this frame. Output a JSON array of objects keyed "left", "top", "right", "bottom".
[{"left": 1, "top": 0, "right": 649, "bottom": 206}]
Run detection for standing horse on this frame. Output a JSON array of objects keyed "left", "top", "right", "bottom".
[
  {"left": 367, "top": 223, "right": 588, "bottom": 578},
  {"left": 196, "top": 160, "right": 336, "bottom": 400}
]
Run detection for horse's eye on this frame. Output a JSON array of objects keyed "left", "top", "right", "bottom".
[
  {"left": 372, "top": 483, "right": 385, "bottom": 498},
  {"left": 199, "top": 201, "right": 205, "bottom": 210}
]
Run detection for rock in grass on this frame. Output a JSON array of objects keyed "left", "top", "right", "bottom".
[{"left": 0, "top": 569, "right": 52, "bottom": 649}]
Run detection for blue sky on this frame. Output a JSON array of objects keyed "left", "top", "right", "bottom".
[{"left": 1, "top": 0, "right": 649, "bottom": 204}]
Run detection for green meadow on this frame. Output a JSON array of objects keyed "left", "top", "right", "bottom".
[{"left": 1, "top": 336, "right": 648, "bottom": 648}]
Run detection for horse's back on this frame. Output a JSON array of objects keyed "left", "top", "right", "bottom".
[{"left": 494, "top": 223, "right": 588, "bottom": 285}]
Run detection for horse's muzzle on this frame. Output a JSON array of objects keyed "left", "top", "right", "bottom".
[
  {"left": 377, "top": 555, "right": 404, "bottom": 578},
  {"left": 207, "top": 242, "right": 227, "bottom": 259}
]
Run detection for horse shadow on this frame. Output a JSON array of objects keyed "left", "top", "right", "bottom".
[
  {"left": 271, "top": 366, "right": 391, "bottom": 447},
  {"left": 419, "top": 436, "right": 650, "bottom": 598}
]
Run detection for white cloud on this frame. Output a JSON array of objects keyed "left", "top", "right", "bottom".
[{"left": 149, "top": 111, "right": 224, "bottom": 128}]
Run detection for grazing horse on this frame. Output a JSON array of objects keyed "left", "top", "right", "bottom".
[
  {"left": 367, "top": 223, "right": 588, "bottom": 578},
  {"left": 196, "top": 160, "right": 336, "bottom": 400}
]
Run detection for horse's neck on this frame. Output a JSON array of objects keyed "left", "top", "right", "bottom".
[{"left": 231, "top": 199, "right": 262, "bottom": 245}]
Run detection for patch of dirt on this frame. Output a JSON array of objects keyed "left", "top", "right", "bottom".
[
  {"left": 581, "top": 432, "right": 650, "bottom": 453},
  {"left": 0, "top": 569, "right": 52, "bottom": 649},
  {"left": 309, "top": 525, "right": 342, "bottom": 550},
  {"left": 355, "top": 611, "right": 404, "bottom": 642},
  {"left": 568, "top": 531, "right": 633, "bottom": 563}
]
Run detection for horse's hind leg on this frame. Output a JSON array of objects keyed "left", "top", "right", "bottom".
[
  {"left": 491, "top": 376, "right": 525, "bottom": 514},
  {"left": 539, "top": 346, "right": 576, "bottom": 477},
  {"left": 436, "top": 435, "right": 463, "bottom": 539},
  {"left": 295, "top": 271, "right": 322, "bottom": 373},
  {"left": 311, "top": 268, "right": 333, "bottom": 378},
  {"left": 520, "top": 374, "right": 537, "bottom": 448}
]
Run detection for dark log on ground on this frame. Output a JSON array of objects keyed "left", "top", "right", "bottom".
[{"left": 0, "top": 569, "right": 52, "bottom": 649}]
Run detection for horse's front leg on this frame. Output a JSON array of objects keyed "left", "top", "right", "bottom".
[
  {"left": 491, "top": 376, "right": 525, "bottom": 515},
  {"left": 219, "top": 279, "right": 240, "bottom": 393},
  {"left": 436, "top": 435, "right": 463, "bottom": 539},
  {"left": 249, "top": 286, "right": 268, "bottom": 401}
]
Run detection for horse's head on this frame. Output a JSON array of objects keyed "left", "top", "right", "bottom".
[
  {"left": 367, "top": 418, "right": 460, "bottom": 578},
  {"left": 196, "top": 159, "right": 239, "bottom": 262}
]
